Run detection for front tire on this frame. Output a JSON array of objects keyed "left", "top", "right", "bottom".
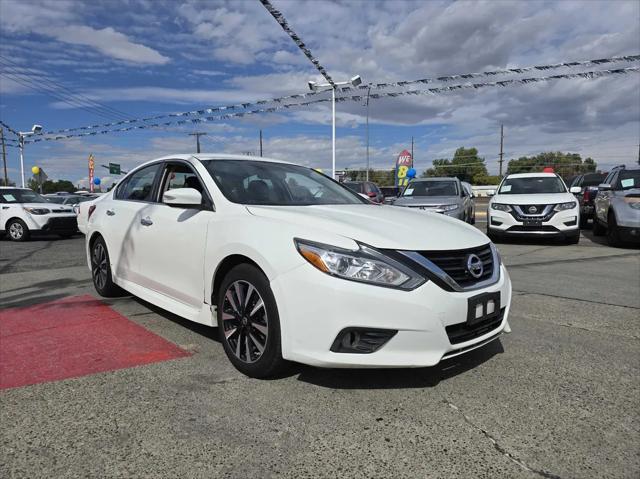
[
  {"left": 91, "top": 236, "right": 123, "bottom": 297},
  {"left": 6, "top": 219, "right": 29, "bottom": 241},
  {"left": 606, "top": 213, "right": 623, "bottom": 247},
  {"left": 217, "top": 264, "right": 287, "bottom": 378},
  {"left": 592, "top": 217, "right": 606, "bottom": 236}
]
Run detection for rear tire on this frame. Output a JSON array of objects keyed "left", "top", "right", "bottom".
[
  {"left": 592, "top": 217, "right": 606, "bottom": 236},
  {"left": 90, "top": 236, "right": 124, "bottom": 297},
  {"left": 217, "top": 264, "right": 287, "bottom": 378},
  {"left": 6, "top": 219, "right": 29, "bottom": 242},
  {"left": 606, "top": 213, "right": 623, "bottom": 247}
]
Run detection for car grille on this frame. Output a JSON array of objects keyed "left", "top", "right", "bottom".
[
  {"left": 52, "top": 209, "right": 73, "bottom": 214},
  {"left": 507, "top": 225, "right": 559, "bottom": 232},
  {"left": 510, "top": 204, "right": 555, "bottom": 221},
  {"left": 418, "top": 243, "right": 494, "bottom": 288},
  {"left": 446, "top": 307, "right": 505, "bottom": 344},
  {"left": 47, "top": 216, "right": 77, "bottom": 231}
]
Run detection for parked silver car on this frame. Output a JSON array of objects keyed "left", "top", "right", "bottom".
[
  {"left": 393, "top": 177, "right": 475, "bottom": 223},
  {"left": 593, "top": 165, "right": 640, "bottom": 246}
]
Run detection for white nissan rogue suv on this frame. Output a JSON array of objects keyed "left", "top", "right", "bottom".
[
  {"left": 487, "top": 173, "right": 581, "bottom": 244},
  {"left": 85, "top": 154, "right": 512, "bottom": 377}
]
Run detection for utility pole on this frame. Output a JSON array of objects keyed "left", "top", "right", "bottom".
[
  {"left": 411, "top": 136, "right": 414, "bottom": 160},
  {"left": 0, "top": 127, "right": 7, "bottom": 186},
  {"left": 259, "top": 130, "right": 263, "bottom": 157},
  {"left": 499, "top": 124, "right": 504, "bottom": 176},
  {"left": 189, "top": 132, "right": 207, "bottom": 154}
]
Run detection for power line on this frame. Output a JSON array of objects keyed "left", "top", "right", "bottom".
[
  {"left": 0, "top": 55, "right": 131, "bottom": 121},
  {"left": 259, "top": 0, "right": 335, "bottom": 87},
  {"left": 1, "top": 70, "right": 124, "bottom": 122}
]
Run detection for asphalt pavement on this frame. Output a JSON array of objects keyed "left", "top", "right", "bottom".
[{"left": 1, "top": 220, "right": 639, "bottom": 478}]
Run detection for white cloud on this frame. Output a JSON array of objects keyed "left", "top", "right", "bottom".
[{"left": 51, "top": 26, "right": 169, "bottom": 65}]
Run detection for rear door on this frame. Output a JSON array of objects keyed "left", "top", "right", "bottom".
[
  {"left": 595, "top": 171, "right": 617, "bottom": 222},
  {"left": 131, "top": 161, "right": 213, "bottom": 308},
  {"left": 102, "top": 162, "right": 163, "bottom": 282}
]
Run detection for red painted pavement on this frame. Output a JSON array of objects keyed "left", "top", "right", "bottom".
[{"left": 0, "top": 295, "right": 190, "bottom": 390}]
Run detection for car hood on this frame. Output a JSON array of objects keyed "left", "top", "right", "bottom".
[
  {"left": 393, "top": 195, "right": 460, "bottom": 207},
  {"left": 246, "top": 204, "right": 488, "bottom": 250},
  {"left": 491, "top": 192, "right": 575, "bottom": 205},
  {"left": 21, "top": 202, "right": 73, "bottom": 212}
]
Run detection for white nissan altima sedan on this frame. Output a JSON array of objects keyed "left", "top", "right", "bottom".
[{"left": 85, "top": 154, "right": 512, "bottom": 377}]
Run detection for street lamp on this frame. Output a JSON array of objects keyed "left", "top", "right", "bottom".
[
  {"left": 308, "top": 75, "right": 362, "bottom": 179},
  {"left": 18, "top": 124, "right": 43, "bottom": 188}
]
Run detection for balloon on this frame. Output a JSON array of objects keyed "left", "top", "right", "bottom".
[
  {"left": 407, "top": 168, "right": 417, "bottom": 179},
  {"left": 31, "top": 166, "right": 40, "bottom": 175},
  {"left": 93, "top": 177, "right": 101, "bottom": 185}
]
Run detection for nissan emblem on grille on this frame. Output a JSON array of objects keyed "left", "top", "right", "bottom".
[
  {"left": 465, "top": 254, "right": 484, "bottom": 279},
  {"left": 528, "top": 205, "right": 537, "bottom": 214}
]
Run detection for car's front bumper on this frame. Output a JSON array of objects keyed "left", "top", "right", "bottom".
[
  {"left": 270, "top": 261, "right": 512, "bottom": 368},
  {"left": 22, "top": 213, "right": 78, "bottom": 233},
  {"left": 487, "top": 207, "right": 579, "bottom": 238}
]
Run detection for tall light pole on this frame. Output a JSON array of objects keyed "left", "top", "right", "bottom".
[
  {"left": 365, "top": 84, "right": 371, "bottom": 181},
  {"left": 308, "top": 75, "right": 362, "bottom": 179},
  {"left": 18, "top": 124, "right": 43, "bottom": 188}
]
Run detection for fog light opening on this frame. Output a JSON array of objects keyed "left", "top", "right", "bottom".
[{"left": 330, "top": 328, "right": 398, "bottom": 354}]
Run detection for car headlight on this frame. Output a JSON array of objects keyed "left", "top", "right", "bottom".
[
  {"left": 554, "top": 201, "right": 577, "bottom": 211},
  {"left": 24, "top": 207, "right": 51, "bottom": 215},
  {"left": 491, "top": 203, "right": 511, "bottom": 212},
  {"left": 440, "top": 204, "right": 458, "bottom": 211},
  {"left": 294, "top": 239, "right": 426, "bottom": 290}
]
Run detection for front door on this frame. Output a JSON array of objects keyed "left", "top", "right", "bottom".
[{"left": 132, "top": 162, "right": 213, "bottom": 309}]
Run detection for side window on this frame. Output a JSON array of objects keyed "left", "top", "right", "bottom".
[
  {"left": 603, "top": 171, "right": 614, "bottom": 185},
  {"left": 116, "top": 163, "right": 161, "bottom": 202},
  {"left": 160, "top": 163, "right": 208, "bottom": 205},
  {"left": 609, "top": 172, "right": 619, "bottom": 190}
]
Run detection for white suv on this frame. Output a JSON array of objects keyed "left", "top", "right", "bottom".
[
  {"left": 0, "top": 187, "right": 78, "bottom": 241},
  {"left": 86, "top": 154, "right": 512, "bottom": 378},
  {"left": 487, "top": 173, "right": 581, "bottom": 244}
]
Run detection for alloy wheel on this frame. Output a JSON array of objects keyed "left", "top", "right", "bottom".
[
  {"left": 9, "top": 222, "right": 23, "bottom": 240},
  {"left": 92, "top": 242, "right": 108, "bottom": 290},
  {"left": 221, "top": 280, "right": 269, "bottom": 363}
]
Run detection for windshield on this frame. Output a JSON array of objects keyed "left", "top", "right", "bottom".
[
  {"left": 402, "top": 181, "right": 458, "bottom": 197},
  {"left": 618, "top": 170, "right": 640, "bottom": 190},
  {"left": 0, "top": 189, "right": 48, "bottom": 203},
  {"left": 343, "top": 182, "right": 364, "bottom": 193},
  {"left": 201, "top": 160, "right": 366, "bottom": 206},
  {"left": 582, "top": 174, "right": 606, "bottom": 187},
  {"left": 499, "top": 176, "right": 566, "bottom": 194}
]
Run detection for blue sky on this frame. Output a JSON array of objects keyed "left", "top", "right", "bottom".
[{"left": 1, "top": 0, "right": 639, "bottom": 188}]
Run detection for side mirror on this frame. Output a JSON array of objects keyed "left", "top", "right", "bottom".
[
  {"left": 486, "top": 189, "right": 496, "bottom": 197},
  {"left": 598, "top": 183, "right": 612, "bottom": 191},
  {"left": 569, "top": 186, "right": 581, "bottom": 194},
  {"left": 163, "top": 188, "right": 203, "bottom": 208}
]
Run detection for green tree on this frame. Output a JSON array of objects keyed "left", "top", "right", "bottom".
[
  {"left": 420, "top": 147, "right": 491, "bottom": 184},
  {"left": 506, "top": 152, "right": 596, "bottom": 178},
  {"left": 26, "top": 179, "right": 76, "bottom": 194}
]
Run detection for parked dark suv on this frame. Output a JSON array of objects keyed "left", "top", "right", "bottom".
[
  {"left": 343, "top": 181, "right": 384, "bottom": 203},
  {"left": 569, "top": 172, "right": 607, "bottom": 228}
]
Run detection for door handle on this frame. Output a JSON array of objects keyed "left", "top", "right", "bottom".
[
  {"left": 140, "top": 216, "right": 153, "bottom": 226},
  {"left": 106, "top": 209, "right": 115, "bottom": 216}
]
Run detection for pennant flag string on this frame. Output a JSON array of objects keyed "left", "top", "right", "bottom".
[
  {"left": 259, "top": 0, "right": 335, "bottom": 87},
  {"left": 23, "top": 67, "right": 638, "bottom": 145},
  {"left": 27, "top": 54, "right": 639, "bottom": 138}
]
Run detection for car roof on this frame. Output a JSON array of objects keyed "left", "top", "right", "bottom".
[
  {"left": 410, "top": 177, "right": 458, "bottom": 182},
  {"left": 506, "top": 173, "right": 557, "bottom": 178}
]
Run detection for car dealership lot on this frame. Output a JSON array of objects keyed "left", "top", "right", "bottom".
[{"left": 1, "top": 231, "right": 638, "bottom": 478}]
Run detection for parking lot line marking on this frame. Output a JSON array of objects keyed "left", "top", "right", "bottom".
[{"left": 0, "top": 295, "right": 191, "bottom": 390}]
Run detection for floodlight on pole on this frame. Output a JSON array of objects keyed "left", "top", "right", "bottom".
[
  {"left": 18, "top": 124, "right": 43, "bottom": 188},
  {"left": 308, "top": 75, "right": 362, "bottom": 179}
]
